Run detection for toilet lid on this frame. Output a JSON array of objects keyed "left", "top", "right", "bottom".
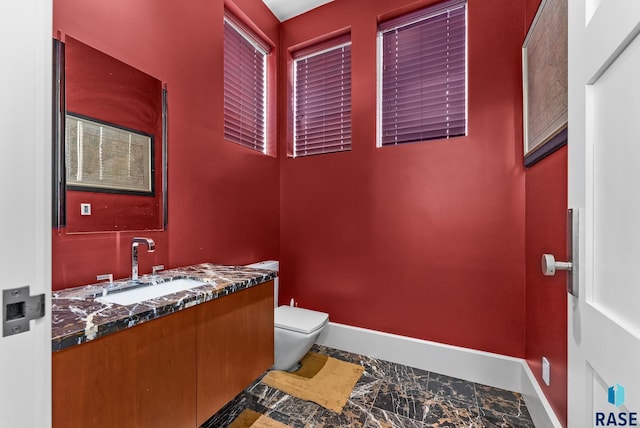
[{"left": 275, "top": 306, "right": 328, "bottom": 334}]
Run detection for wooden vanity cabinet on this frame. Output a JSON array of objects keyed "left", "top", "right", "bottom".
[
  {"left": 52, "top": 280, "right": 274, "bottom": 428},
  {"left": 196, "top": 280, "right": 274, "bottom": 425},
  {"left": 52, "top": 306, "right": 197, "bottom": 428}
]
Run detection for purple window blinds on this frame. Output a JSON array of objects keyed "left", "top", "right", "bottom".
[
  {"left": 223, "top": 13, "right": 270, "bottom": 153},
  {"left": 378, "top": 0, "right": 467, "bottom": 146},
  {"left": 293, "top": 35, "right": 352, "bottom": 157}
]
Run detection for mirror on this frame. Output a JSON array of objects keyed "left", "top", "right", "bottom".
[{"left": 53, "top": 36, "right": 167, "bottom": 233}]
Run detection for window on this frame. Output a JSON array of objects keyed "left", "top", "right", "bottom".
[
  {"left": 293, "top": 35, "right": 352, "bottom": 157},
  {"left": 223, "top": 13, "right": 270, "bottom": 153},
  {"left": 378, "top": 0, "right": 467, "bottom": 146}
]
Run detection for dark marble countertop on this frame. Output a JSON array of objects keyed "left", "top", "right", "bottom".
[{"left": 52, "top": 263, "right": 277, "bottom": 352}]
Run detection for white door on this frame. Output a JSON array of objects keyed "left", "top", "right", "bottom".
[
  {"left": 0, "top": 1, "right": 52, "bottom": 427},
  {"left": 568, "top": 1, "right": 640, "bottom": 427}
]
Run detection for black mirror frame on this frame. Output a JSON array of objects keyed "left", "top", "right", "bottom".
[{"left": 52, "top": 39, "right": 66, "bottom": 228}]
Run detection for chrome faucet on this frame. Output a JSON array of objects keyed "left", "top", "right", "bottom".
[{"left": 131, "top": 237, "right": 155, "bottom": 281}]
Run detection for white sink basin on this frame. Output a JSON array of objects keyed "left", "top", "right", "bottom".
[{"left": 97, "top": 278, "right": 206, "bottom": 306}]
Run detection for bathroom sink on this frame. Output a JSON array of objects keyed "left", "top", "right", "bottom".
[{"left": 97, "top": 278, "right": 207, "bottom": 306}]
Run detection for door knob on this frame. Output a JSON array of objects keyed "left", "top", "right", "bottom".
[{"left": 541, "top": 254, "right": 572, "bottom": 276}]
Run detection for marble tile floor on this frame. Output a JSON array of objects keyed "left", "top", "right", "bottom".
[{"left": 201, "top": 344, "right": 536, "bottom": 428}]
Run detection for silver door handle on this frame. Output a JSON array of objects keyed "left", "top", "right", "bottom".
[
  {"left": 541, "top": 254, "right": 572, "bottom": 276},
  {"left": 540, "top": 208, "right": 579, "bottom": 297}
]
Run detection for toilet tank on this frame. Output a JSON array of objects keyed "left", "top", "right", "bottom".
[{"left": 245, "top": 260, "right": 279, "bottom": 307}]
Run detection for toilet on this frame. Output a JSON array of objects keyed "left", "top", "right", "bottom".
[{"left": 246, "top": 261, "right": 328, "bottom": 371}]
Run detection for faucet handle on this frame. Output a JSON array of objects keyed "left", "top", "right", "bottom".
[
  {"left": 152, "top": 265, "right": 165, "bottom": 275},
  {"left": 96, "top": 273, "right": 113, "bottom": 285}
]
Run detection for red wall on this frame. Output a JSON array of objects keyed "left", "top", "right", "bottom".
[
  {"left": 52, "top": 0, "right": 280, "bottom": 290},
  {"left": 524, "top": 1, "right": 568, "bottom": 425},
  {"left": 278, "top": 0, "right": 527, "bottom": 357},
  {"left": 525, "top": 147, "right": 568, "bottom": 426}
]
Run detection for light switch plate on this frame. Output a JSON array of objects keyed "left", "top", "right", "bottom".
[{"left": 542, "top": 357, "right": 550, "bottom": 386}]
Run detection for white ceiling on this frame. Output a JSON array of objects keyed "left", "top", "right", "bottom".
[{"left": 261, "top": 0, "right": 334, "bottom": 21}]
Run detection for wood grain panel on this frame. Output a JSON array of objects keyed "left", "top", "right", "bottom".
[
  {"left": 135, "top": 308, "right": 197, "bottom": 428},
  {"left": 53, "top": 308, "right": 197, "bottom": 428},
  {"left": 53, "top": 282, "right": 273, "bottom": 427},
  {"left": 196, "top": 281, "right": 274, "bottom": 425}
]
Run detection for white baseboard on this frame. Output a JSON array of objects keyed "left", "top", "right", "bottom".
[{"left": 316, "top": 322, "right": 563, "bottom": 428}]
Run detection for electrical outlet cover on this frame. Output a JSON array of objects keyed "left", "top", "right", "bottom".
[{"left": 80, "top": 203, "right": 91, "bottom": 215}]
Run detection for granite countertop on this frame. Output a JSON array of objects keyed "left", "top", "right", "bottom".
[{"left": 52, "top": 263, "right": 277, "bottom": 352}]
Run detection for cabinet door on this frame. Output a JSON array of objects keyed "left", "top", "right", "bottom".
[
  {"left": 53, "top": 308, "right": 197, "bottom": 428},
  {"left": 196, "top": 281, "right": 274, "bottom": 425}
]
